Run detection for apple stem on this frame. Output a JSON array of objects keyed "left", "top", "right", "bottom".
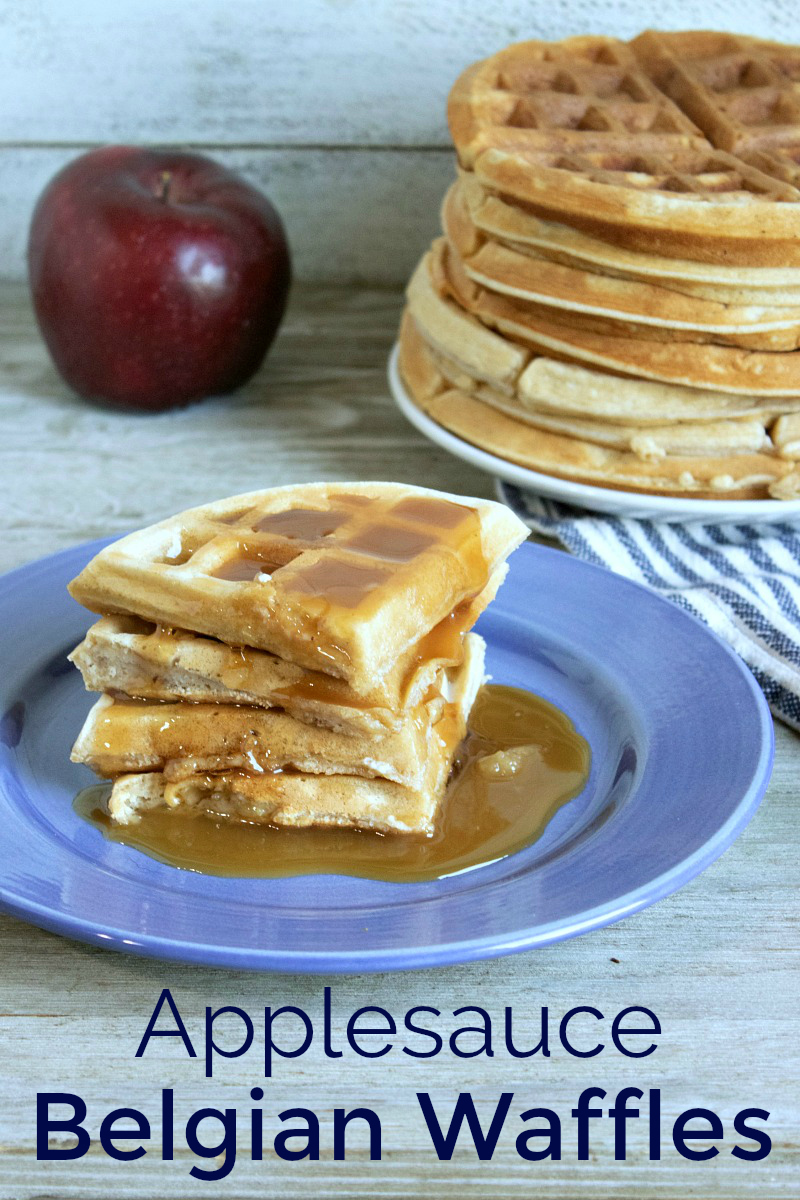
[{"left": 159, "top": 171, "right": 172, "bottom": 203}]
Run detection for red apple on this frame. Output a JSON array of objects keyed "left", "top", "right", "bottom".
[{"left": 27, "top": 146, "right": 291, "bottom": 411}]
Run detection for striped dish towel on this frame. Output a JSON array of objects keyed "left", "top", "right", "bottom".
[{"left": 501, "top": 483, "right": 800, "bottom": 731}]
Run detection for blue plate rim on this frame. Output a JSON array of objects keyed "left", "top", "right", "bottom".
[{"left": 0, "top": 537, "right": 775, "bottom": 973}]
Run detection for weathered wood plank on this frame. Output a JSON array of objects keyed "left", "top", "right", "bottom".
[{"left": 0, "top": 281, "right": 490, "bottom": 572}]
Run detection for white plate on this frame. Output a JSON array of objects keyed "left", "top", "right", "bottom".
[{"left": 388, "top": 344, "right": 800, "bottom": 524}]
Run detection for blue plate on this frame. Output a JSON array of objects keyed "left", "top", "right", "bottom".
[{"left": 0, "top": 539, "right": 773, "bottom": 973}]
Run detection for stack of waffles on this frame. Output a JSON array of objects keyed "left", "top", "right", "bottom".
[
  {"left": 67, "top": 483, "right": 528, "bottom": 834},
  {"left": 399, "top": 30, "right": 800, "bottom": 500}
]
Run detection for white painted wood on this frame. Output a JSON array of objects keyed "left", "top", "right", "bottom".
[
  {"left": 0, "top": 0, "right": 793, "bottom": 146},
  {"left": 0, "top": 0, "right": 795, "bottom": 282},
  {"left": 0, "top": 146, "right": 454, "bottom": 284},
  {"left": 0, "top": 282, "right": 798, "bottom": 1197}
]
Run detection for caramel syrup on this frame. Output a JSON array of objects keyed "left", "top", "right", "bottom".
[
  {"left": 407, "top": 599, "right": 474, "bottom": 669},
  {"left": 389, "top": 496, "right": 473, "bottom": 529},
  {"left": 213, "top": 550, "right": 284, "bottom": 581},
  {"left": 253, "top": 508, "right": 347, "bottom": 540},
  {"left": 272, "top": 673, "right": 378, "bottom": 711},
  {"left": 342, "top": 523, "right": 437, "bottom": 563},
  {"left": 203, "top": 496, "right": 490, "bottom": 691},
  {"left": 286, "top": 558, "right": 393, "bottom": 609},
  {"left": 74, "top": 685, "right": 590, "bottom": 883}
]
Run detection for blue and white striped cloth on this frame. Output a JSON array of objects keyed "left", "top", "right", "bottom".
[{"left": 501, "top": 484, "right": 800, "bottom": 731}]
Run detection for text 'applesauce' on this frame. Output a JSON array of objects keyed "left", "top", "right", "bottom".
[{"left": 75, "top": 684, "right": 590, "bottom": 882}]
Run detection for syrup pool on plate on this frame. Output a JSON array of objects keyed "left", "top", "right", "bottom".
[{"left": 74, "top": 684, "right": 590, "bottom": 883}]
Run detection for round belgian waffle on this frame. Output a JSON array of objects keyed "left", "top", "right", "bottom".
[
  {"left": 400, "top": 29, "right": 800, "bottom": 502},
  {"left": 442, "top": 180, "right": 800, "bottom": 348},
  {"left": 449, "top": 32, "right": 800, "bottom": 266},
  {"left": 398, "top": 309, "right": 800, "bottom": 501}
]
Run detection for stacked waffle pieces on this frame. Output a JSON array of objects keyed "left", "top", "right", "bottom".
[
  {"left": 399, "top": 30, "right": 800, "bottom": 500},
  {"left": 68, "top": 483, "right": 528, "bottom": 834}
]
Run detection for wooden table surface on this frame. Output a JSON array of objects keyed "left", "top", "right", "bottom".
[{"left": 0, "top": 282, "right": 797, "bottom": 1199}]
